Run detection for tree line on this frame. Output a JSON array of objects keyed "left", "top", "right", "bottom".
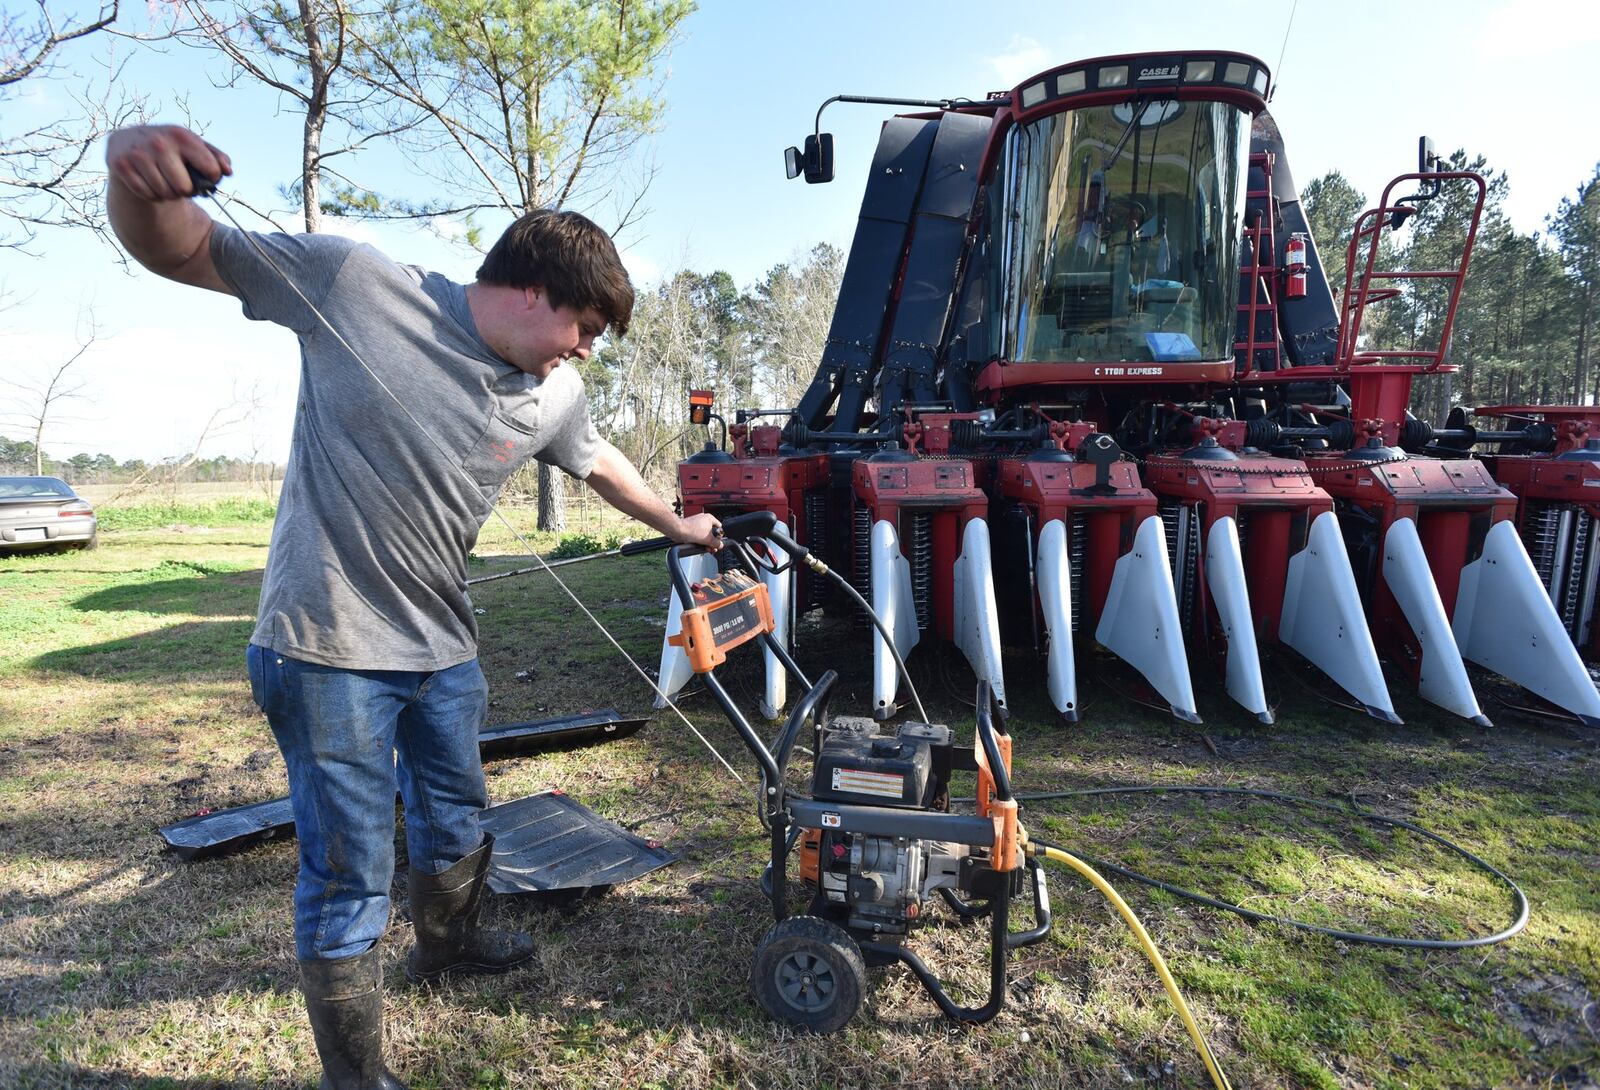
[
  {"left": 544, "top": 245, "right": 843, "bottom": 497},
  {"left": 0, "top": 438, "right": 280, "bottom": 487}
]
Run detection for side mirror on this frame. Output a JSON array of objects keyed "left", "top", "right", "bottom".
[
  {"left": 1418, "top": 135, "right": 1438, "bottom": 174},
  {"left": 782, "top": 133, "right": 835, "bottom": 184}
]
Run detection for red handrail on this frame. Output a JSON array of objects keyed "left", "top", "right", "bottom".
[{"left": 1335, "top": 170, "right": 1487, "bottom": 372}]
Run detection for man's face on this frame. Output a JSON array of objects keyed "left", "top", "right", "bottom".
[{"left": 509, "top": 287, "right": 608, "bottom": 379}]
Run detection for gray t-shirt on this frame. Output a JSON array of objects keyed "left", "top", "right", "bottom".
[{"left": 210, "top": 224, "right": 602, "bottom": 671}]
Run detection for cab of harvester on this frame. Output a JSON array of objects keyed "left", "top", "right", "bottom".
[
  {"left": 971, "top": 53, "right": 1262, "bottom": 398},
  {"left": 657, "top": 48, "right": 1600, "bottom": 734}
]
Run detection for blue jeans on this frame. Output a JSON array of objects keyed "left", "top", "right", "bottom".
[{"left": 247, "top": 644, "right": 490, "bottom": 961}]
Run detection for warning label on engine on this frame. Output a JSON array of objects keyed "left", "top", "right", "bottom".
[{"left": 832, "top": 767, "right": 905, "bottom": 799}]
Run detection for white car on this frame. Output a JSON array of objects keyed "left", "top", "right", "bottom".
[{"left": 0, "top": 477, "right": 98, "bottom": 552}]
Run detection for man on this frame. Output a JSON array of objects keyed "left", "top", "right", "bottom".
[{"left": 106, "top": 124, "right": 720, "bottom": 1089}]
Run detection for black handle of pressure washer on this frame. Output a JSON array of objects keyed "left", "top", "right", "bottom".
[
  {"left": 619, "top": 534, "right": 688, "bottom": 556},
  {"left": 774, "top": 670, "right": 837, "bottom": 776},
  {"left": 620, "top": 510, "right": 793, "bottom": 557},
  {"left": 974, "top": 681, "right": 1013, "bottom": 803},
  {"left": 187, "top": 164, "right": 220, "bottom": 198}
]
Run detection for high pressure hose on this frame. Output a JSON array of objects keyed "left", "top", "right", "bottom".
[
  {"left": 1025, "top": 832, "right": 1233, "bottom": 1090},
  {"left": 820, "top": 563, "right": 930, "bottom": 723}
]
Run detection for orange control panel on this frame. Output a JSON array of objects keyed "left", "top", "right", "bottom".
[{"left": 669, "top": 569, "right": 775, "bottom": 673}]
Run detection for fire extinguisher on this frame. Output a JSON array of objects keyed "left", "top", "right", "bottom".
[{"left": 1285, "top": 233, "right": 1308, "bottom": 299}]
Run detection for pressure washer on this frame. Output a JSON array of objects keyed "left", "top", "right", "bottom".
[{"left": 621, "top": 511, "right": 1240, "bottom": 1084}]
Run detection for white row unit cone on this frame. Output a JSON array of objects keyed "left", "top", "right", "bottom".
[
  {"left": 1454, "top": 519, "right": 1600, "bottom": 727},
  {"left": 1279, "top": 511, "right": 1402, "bottom": 724},
  {"left": 759, "top": 557, "right": 793, "bottom": 721},
  {"left": 1381, "top": 518, "right": 1491, "bottom": 725},
  {"left": 1034, "top": 519, "right": 1079, "bottom": 718},
  {"left": 869, "top": 518, "right": 922, "bottom": 718},
  {"left": 648, "top": 511, "right": 1600, "bottom": 728},
  {"left": 951, "top": 517, "right": 1008, "bottom": 714},
  {"left": 1090, "top": 515, "right": 1201, "bottom": 722},
  {"left": 868, "top": 517, "right": 1008, "bottom": 719},
  {"left": 653, "top": 549, "right": 720, "bottom": 709},
  {"left": 1204, "top": 517, "right": 1272, "bottom": 723}
]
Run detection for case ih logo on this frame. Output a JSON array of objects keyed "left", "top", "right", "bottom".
[{"left": 1138, "top": 64, "right": 1181, "bottom": 81}]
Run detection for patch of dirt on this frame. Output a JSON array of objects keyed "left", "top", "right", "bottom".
[
  {"left": 600, "top": 597, "right": 663, "bottom": 611},
  {"left": 1495, "top": 972, "right": 1600, "bottom": 1054}
]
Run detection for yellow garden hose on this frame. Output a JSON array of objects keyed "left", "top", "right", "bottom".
[{"left": 1029, "top": 836, "right": 1232, "bottom": 1090}]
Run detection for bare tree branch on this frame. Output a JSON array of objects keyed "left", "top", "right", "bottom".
[
  {"left": 0, "top": 5, "right": 160, "bottom": 252},
  {"left": 0, "top": 309, "right": 100, "bottom": 474},
  {"left": 0, "top": 0, "right": 118, "bottom": 87}
]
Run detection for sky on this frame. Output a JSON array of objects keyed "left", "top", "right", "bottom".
[{"left": 3, "top": 0, "right": 1599, "bottom": 464}]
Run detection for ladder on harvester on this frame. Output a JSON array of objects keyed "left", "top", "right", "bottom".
[
  {"left": 1335, "top": 171, "right": 1487, "bottom": 369},
  {"left": 1234, "top": 151, "right": 1280, "bottom": 374}
]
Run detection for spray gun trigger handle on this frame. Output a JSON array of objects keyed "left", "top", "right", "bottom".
[{"left": 186, "top": 165, "right": 220, "bottom": 198}]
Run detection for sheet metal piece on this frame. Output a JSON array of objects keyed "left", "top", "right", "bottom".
[
  {"left": 479, "top": 790, "right": 676, "bottom": 898},
  {"left": 478, "top": 710, "right": 648, "bottom": 758},
  {"left": 159, "top": 710, "right": 647, "bottom": 861},
  {"left": 158, "top": 796, "right": 296, "bottom": 863}
]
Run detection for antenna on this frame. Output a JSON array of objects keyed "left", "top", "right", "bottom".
[{"left": 1271, "top": 0, "right": 1300, "bottom": 100}]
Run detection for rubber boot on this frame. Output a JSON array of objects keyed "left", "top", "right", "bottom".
[
  {"left": 299, "top": 950, "right": 407, "bottom": 1090},
  {"left": 406, "top": 833, "right": 534, "bottom": 983}
]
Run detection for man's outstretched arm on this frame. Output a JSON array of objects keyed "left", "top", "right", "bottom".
[
  {"left": 583, "top": 442, "right": 721, "bottom": 547},
  {"left": 106, "top": 125, "right": 234, "bottom": 293}
]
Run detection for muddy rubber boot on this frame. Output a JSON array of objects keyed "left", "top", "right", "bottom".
[
  {"left": 406, "top": 833, "right": 534, "bottom": 983},
  {"left": 299, "top": 950, "right": 407, "bottom": 1090}
]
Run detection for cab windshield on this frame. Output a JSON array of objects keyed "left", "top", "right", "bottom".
[{"left": 991, "top": 98, "right": 1250, "bottom": 364}]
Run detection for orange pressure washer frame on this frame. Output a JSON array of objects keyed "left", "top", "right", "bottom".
[{"left": 976, "top": 728, "right": 1021, "bottom": 872}]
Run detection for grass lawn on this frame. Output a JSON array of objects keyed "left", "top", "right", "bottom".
[{"left": 0, "top": 503, "right": 1596, "bottom": 1089}]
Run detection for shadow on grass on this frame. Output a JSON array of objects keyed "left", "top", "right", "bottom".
[
  {"left": 29, "top": 618, "right": 258, "bottom": 683},
  {"left": 0, "top": 566, "right": 119, "bottom": 576},
  {"left": 71, "top": 565, "right": 262, "bottom": 618},
  {"left": 11, "top": 562, "right": 262, "bottom": 682}
]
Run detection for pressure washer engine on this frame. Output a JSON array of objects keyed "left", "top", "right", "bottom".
[{"left": 623, "top": 511, "right": 1050, "bottom": 1033}]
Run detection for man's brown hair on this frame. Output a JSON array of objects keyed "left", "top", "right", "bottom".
[{"left": 476, "top": 209, "right": 634, "bottom": 336}]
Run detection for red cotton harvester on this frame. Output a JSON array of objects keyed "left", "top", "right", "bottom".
[{"left": 652, "top": 50, "right": 1600, "bottom": 731}]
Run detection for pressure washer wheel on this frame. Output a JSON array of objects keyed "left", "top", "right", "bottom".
[{"left": 750, "top": 916, "right": 868, "bottom": 1034}]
